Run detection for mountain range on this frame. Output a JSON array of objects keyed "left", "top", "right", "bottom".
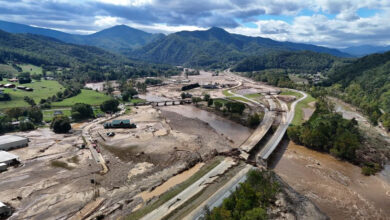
[
  {"left": 340, "top": 45, "right": 390, "bottom": 57},
  {"left": 0, "top": 20, "right": 163, "bottom": 52},
  {"left": 128, "top": 27, "right": 350, "bottom": 67}
]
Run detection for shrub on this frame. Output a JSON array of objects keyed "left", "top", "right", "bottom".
[{"left": 51, "top": 115, "right": 71, "bottom": 133}]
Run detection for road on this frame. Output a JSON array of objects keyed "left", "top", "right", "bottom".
[
  {"left": 81, "top": 104, "right": 126, "bottom": 174},
  {"left": 257, "top": 90, "right": 307, "bottom": 163},
  {"left": 140, "top": 158, "right": 236, "bottom": 220},
  {"left": 185, "top": 164, "right": 253, "bottom": 220}
]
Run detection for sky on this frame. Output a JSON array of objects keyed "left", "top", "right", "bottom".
[{"left": 0, "top": 0, "right": 390, "bottom": 48}]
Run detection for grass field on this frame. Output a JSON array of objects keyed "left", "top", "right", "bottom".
[
  {"left": 222, "top": 89, "right": 233, "bottom": 96},
  {"left": 0, "top": 79, "right": 64, "bottom": 109},
  {"left": 213, "top": 98, "right": 229, "bottom": 105},
  {"left": 292, "top": 93, "right": 316, "bottom": 126},
  {"left": 42, "top": 108, "right": 104, "bottom": 122},
  {"left": 244, "top": 93, "right": 262, "bottom": 99},
  {"left": 280, "top": 89, "right": 304, "bottom": 99},
  {"left": 0, "top": 64, "right": 18, "bottom": 75},
  {"left": 126, "top": 157, "right": 223, "bottom": 220},
  {"left": 19, "top": 64, "right": 43, "bottom": 75},
  {"left": 228, "top": 96, "right": 249, "bottom": 102},
  {"left": 52, "top": 89, "right": 111, "bottom": 107}
]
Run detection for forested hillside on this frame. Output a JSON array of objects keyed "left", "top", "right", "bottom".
[
  {"left": 0, "top": 20, "right": 163, "bottom": 52},
  {"left": 232, "top": 51, "right": 343, "bottom": 74},
  {"left": 325, "top": 51, "right": 390, "bottom": 128},
  {"left": 0, "top": 30, "right": 180, "bottom": 83},
  {"left": 130, "top": 27, "right": 350, "bottom": 68}
]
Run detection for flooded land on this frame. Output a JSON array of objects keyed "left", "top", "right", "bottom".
[{"left": 274, "top": 141, "right": 390, "bottom": 220}]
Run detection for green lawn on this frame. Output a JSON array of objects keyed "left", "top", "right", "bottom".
[
  {"left": 42, "top": 109, "right": 71, "bottom": 122},
  {"left": 42, "top": 107, "right": 104, "bottom": 122},
  {"left": 0, "top": 79, "right": 64, "bottom": 109},
  {"left": 228, "top": 96, "right": 249, "bottom": 103},
  {"left": 213, "top": 98, "right": 229, "bottom": 105},
  {"left": 0, "top": 64, "right": 18, "bottom": 75},
  {"left": 280, "top": 89, "right": 304, "bottom": 99},
  {"left": 222, "top": 89, "right": 233, "bottom": 97},
  {"left": 244, "top": 93, "right": 262, "bottom": 99},
  {"left": 52, "top": 89, "right": 111, "bottom": 107},
  {"left": 292, "top": 93, "right": 316, "bottom": 126},
  {"left": 19, "top": 64, "right": 43, "bottom": 75}
]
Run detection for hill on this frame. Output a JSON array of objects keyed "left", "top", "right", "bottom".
[
  {"left": 325, "top": 51, "right": 390, "bottom": 127},
  {"left": 232, "top": 50, "right": 342, "bottom": 74},
  {"left": 0, "top": 29, "right": 126, "bottom": 67},
  {"left": 340, "top": 45, "right": 390, "bottom": 57},
  {"left": 0, "top": 20, "right": 162, "bottom": 51},
  {"left": 129, "top": 27, "right": 351, "bottom": 67}
]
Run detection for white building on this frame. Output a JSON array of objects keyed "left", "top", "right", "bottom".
[
  {"left": 0, "top": 135, "right": 29, "bottom": 151},
  {"left": 0, "top": 151, "right": 19, "bottom": 165}
]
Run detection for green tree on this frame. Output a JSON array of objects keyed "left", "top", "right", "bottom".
[
  {"left": 71, "top": 103, "right": 94, "bottom": 121},
  {"left": 24, "top": 96, "right": 36, "bottom": 106},
  {"left": 207, "top": 98, "right": 214, "bottom": 107},
  {"left": 214, "top": 101, "right": 223, "bottom": 111},
  {"left": 51, "top": 115, "right": 71, "bottom": 133},
  {"left": 100, "top": 99, "right": 120, "bottom": 113},
  {"left": 204, "top": 94, "right": 210, "bottom": 101},
  {"left": 27, "top": 107, "right": 43, "bottom": 124}
]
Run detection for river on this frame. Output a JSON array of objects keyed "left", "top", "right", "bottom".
[{"left": 274, "top": 141, "right": 390, "bottom": 220}]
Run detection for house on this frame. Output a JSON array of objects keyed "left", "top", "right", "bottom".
[
  {"left": 25, "top": 87, "right": 33, "bottom": 91},
  {"left": 4, "top": 84, "right": 15, "bottom": 88},
  {"left": 7, "top": 78, "right": 18, "bottom": 82},
  {"left": 17, "top": 86, "right": 26, "bottom": 90},
  {"left": 104, "top": 119, "right": 136, "bottom": 129},
  {"left": 53, "top": 110, "right": 63, "bottom": 116},
  {"left": 0, "top": 84, "right": 4, "bottom": 87}
]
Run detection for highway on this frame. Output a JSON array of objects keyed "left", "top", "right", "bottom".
[
  {"left": 185, "top": 164, "right": 253, "bottom": 220},
  {"left": 140, "top": 158, "right": 236, "bottom": 220},
  {"left": 257, "top": 90, "right": 307, "bottom": 163}
]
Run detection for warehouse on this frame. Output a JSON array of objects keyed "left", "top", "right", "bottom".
[
  {"left": 0, "top": 135, "right": 29, "bottom": 151},
  {"left": 0, "top": 151, "right": 19, "bottom": 166}
]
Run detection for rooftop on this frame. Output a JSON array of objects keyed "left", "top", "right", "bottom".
[
  {"left": 0, "top": 135, "right": 28, "bottom": 145},
  {"left": 0, "top": 151, "right": 19, "bottom": 163},
  {"left": 0, "top": 202, "right": 6, "bottom": 207}
]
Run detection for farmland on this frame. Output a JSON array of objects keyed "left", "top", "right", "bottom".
[
  {"left": 19, "top": 64, "right": 43, "bottom": 75},
  {"left": 0, "top": 79, "right": 64, "bottom": 109},
  {"left": 51, "top": 89, "right": 111, "bottom": 107}
]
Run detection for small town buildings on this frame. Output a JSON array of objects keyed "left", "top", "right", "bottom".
[
  {"left": 53, "top": 110, "right": 63, "bottom": 116},
  {"left": 0, "top": 151, "right": 19, "bottom": 165},
  {"left": 104, "top": 119, "right": 136, "bottom": 129},
  {"left": 7, "top": 78, "right": 18, "bottom": 82},
  {"left": 0, "top": 163, "right": 7, "bottom": 172},
  {"left": 4, "top": 84, "right": 15, "bottom": 88},
  {"left": 0, "top": 135, "right": 29, "bottom": 151},
  {"left": 17, "top": 85, "right": 26, "bottom": 90},
  {"left": 25, "top": 87, "right": 33, "bottom": 91}
]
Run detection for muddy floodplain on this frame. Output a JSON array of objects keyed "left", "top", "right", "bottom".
[{"left": 274, "top": 141, "right": 390, "bottom": 220}]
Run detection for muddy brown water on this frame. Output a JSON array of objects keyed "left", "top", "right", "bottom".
[
  {"left": 274, "top": 141, "right": 390, "bottom": 220},
  {"left": 161, "top": 105, "right": 251, "bottom": 147}
]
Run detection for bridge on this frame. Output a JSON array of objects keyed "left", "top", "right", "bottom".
[
  {"left": 257, "top": 90, "right": 307, "bottom": 167},
  {"left": 126, "top": 99, "right": 192, "bottom": 107}
]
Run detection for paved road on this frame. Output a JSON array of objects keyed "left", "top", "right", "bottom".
[
  {"left": 185, "top": 164, "right": 253, "bottom": 220},
  {"left": 225, "top": 89, "right": 276, "bottom": 157},
  {"left": 140, "top": 158, "right": 236, "bottom": 220},
  {"left": 257, "top": 90, "right": 307, "bottom": 162}
]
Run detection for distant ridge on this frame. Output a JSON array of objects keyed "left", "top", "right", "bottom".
[
  {"left": 0, "top": 20, "right": 163, "bottom": 52},
  {"left": 129, "top": 27, "right": 351, "bottom": 67}
]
